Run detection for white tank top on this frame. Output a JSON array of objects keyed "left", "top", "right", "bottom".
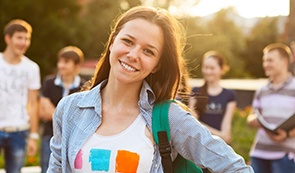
[{"left": 74, "top": 114, "right": 154, "bottom": 173}]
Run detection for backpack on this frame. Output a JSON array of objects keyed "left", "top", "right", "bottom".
[{"left": 152, "top": 100, "right": 203, "bottom": 173}]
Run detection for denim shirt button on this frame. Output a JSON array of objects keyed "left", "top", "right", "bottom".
[{"left": 155, "top": 164, "right": 158, "bottom": 168}]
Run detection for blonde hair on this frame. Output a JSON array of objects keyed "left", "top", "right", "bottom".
[
  {"left": 57, "top": 46, "right": 84, "bottom": 64},
  {"left": 4, "top": 19, "right": 32, "bottom": 36},
  {"left": 263, "top": 43, "right": 292, "bottom": 64}
]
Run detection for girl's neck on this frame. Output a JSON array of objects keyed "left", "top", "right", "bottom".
[
  {"left": 206, "top": 80, "right": 222, "bottom": 96},
  {"left": 206, "top": 80, "right": 220, "bottom": 88},
  {"left": 102, "top": 78, "right": 142, "bottom": 108}
]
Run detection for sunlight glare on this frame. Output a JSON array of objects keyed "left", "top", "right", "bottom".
[
  {"left": 230, "top": 0, "right": 289, "bottom": 18},
  {"left": 188, "top": 0, "right": 289, "bottom": 18}
]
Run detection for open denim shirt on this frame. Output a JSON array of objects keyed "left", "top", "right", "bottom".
[{"left": 47, "top": 80, "right": 253, "bottom": 173}]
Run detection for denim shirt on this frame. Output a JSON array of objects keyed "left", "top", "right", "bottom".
[{"left": 47, "top": 80, "right": 253, "bottom": 173}]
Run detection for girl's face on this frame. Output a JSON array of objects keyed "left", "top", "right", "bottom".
[
  {"left": 202, "top": 56, "right": 222, "bottom": 82},
  {"left": 109, "top": 18, "right": 163, "bottom": 85}
]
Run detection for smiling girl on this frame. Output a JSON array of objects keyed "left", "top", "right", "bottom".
[{"left": 47, "top": 6, "right": 253, "bottom": 173}]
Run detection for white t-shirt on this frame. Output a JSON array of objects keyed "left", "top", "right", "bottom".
[
  {"left": 0, "top": 53, "right": 41, "bottom": 128},
  {"left": 74, "top": 115, "right": 154, "bottom": 173}
]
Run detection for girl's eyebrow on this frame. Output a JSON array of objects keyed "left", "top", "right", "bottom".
[{"left": 125, "top": 34, "right": 160, "bottom": 54}]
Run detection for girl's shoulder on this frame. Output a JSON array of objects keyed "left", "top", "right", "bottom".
[{"left": 58, "top": 90, "right": 89, "bottom": 107}]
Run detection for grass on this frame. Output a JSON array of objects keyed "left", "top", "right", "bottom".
[
  {"left": 231, "top": 107, "right": 257, "bottom": 163},
  {"left": 0, "top": 108, "right": 256, "bottom": 168}
]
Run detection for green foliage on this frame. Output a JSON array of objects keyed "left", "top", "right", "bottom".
[
  {"left": 243, "top": 17, "right": 279, "bottom": 78},
  {"left": 0, "top": 0, "right": 141, "bottom": 80},
  {"left": 79, "top": 0, "right": 122, "bottom": 60},
  {"left": 231, "top": 108, "right": 257, "bottom": 163},
  {"left": 184, "top": 8, "right": 249, "bottom": 79},
  {"left": 0, "top": 1, "right": 282, "bottom": 79},
  {"left": 0, "top": 0, "right": 84, "bottom": 79}
]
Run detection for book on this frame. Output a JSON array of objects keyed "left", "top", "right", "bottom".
[{"left": 255, "top": 109, "right": 295, "bottom": 135}]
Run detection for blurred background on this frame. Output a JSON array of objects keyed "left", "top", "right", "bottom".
[
  {"left": 0, "top": 0, "right": 294, "bottom": 169},
  {"left": 1, "top": 0, "right": 294, "bottom": 81}
]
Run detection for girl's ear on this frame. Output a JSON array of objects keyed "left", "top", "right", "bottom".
[{"left": 151, "top": 62, "right": 161, "bottom": 73}]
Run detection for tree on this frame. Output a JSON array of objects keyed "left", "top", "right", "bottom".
[
  {"left": 243, "top": 17, "right": 279, "bottom": 78},
  {"left": 185, "top": 8, "right": 248, "bottom": 78},
  {"left": 0, "top": 0, "right": 141, "bottom": 79},
  {"left": 288, "top": 0, "right": 295, "bottom": 43},
  {"left": 0, "top": 0, "right": 85, "bottom": 78}
]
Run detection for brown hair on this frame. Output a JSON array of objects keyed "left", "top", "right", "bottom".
[
  {"left": 263, "top": 42, "right": 292, "bottom": 64},
  {"left": 4, "top": 19, "right": 32, "bottom": 36},
  {"left": 83, "top": 6, "right": 187, "bottom": 103},
  {"left": 57, "top": 46, "right": 84, "bottom": 65}
]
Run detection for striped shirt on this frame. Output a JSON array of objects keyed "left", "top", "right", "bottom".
[{"left": 250, "top": 76, "right": 295, "bottom": 159}]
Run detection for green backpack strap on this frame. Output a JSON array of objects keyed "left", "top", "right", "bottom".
[
  {"left": 152, "top": 100, "right": 175, "bottom": 144},
  {"left": 152, "top": 100, "right": 203, "bottom": 173},
  {"left": 152, "top": 100, "right": 175, "bottom": 173}
]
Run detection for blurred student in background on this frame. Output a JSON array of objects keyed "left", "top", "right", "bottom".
[
  {"left": 189, "top": 50, "right": 236, "bottom": 145},
  {"left": 38, "top": 46, "right": 85, "bottom": 173},
  {"left": 289, "top": 41, "right": 295, "bottom": 75},
  {"left": 0, "top": 19, "right": 41, "bottom": 173},
  {"left": 247, "top": 43, "right": 295, "bottom": 173}
]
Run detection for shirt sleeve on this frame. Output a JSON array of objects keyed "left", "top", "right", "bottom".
[
  {"left": 227, "top": 89, "right": 237, "bottom": 102},
  {"left": 28, "top": 62, "right": 41, "bottom": 90},
  {"left": 47, "top": 97, "right": 64, "bottom": 172},
  {"left": 252, "top": 88, "right": 262, "bottom": 109},
  {"left": 168, "top": 103, "right": 254, "bottom": 173}
]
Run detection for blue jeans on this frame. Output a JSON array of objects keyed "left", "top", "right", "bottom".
[
  {"left": 41, "top": 135, "right": 51, "bottom": 173},
  {"left": 0, "top": 130, "right": 28, "bottom": 173},
  {"left": 251, "top": 155, "right": 295, "bottom": 173}
]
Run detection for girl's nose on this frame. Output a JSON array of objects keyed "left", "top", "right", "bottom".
[{"left": 127, "top": 47, "right": 140, "bottom": 61}]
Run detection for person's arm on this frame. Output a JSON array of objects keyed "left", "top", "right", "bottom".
[
  {"left": 288, "top": 127, "right": 295, "bottom": 138},
  {"left": 39, "top": 96, "right": 56, "bottom": 121},
  {"left": 27, "top": 89, "right": 39, "bottom": 156},
  {"left": 247, "top": 107, "right": 262, "bottom": 128},
  {"left": 247, "top": 109, "right": 289, "bottom": 142},
  {"left": 267, "top": 129, "right": 288, "bottom": 142},
  {"left": 47, "top": 97, "right": 64, "bottom": 172},
  {"left": 169, "top": 103, "right": 254, "bottom": 173},
  {"left": 188, "top": 96, "right": 199, "bottom": 119},
  {"left": 204, "top": 101, "right": 236, "bottom": 144}
]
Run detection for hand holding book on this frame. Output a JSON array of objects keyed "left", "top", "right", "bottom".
[{"left": 255, "top": 109, "right": 295, "bottom": 135}]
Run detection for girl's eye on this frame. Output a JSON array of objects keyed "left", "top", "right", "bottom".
[
  {"left": 122, "top": 38, "right": 133, "bottom": 45},
  {"left": 144, "top": 49, "right": 155, "bottom": 56}
]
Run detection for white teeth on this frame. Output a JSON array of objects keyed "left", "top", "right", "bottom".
[{"left": 121, "top": 61, "right": 136, "bottom": 72}]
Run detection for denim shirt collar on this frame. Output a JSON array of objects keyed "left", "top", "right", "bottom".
[{"left": 76, "top": 80, "right": 155, "bottom": 130}]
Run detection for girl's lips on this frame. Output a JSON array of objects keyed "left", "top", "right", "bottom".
[{"left": 119, "top": 60, "right": 138, "bottom": 72}]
